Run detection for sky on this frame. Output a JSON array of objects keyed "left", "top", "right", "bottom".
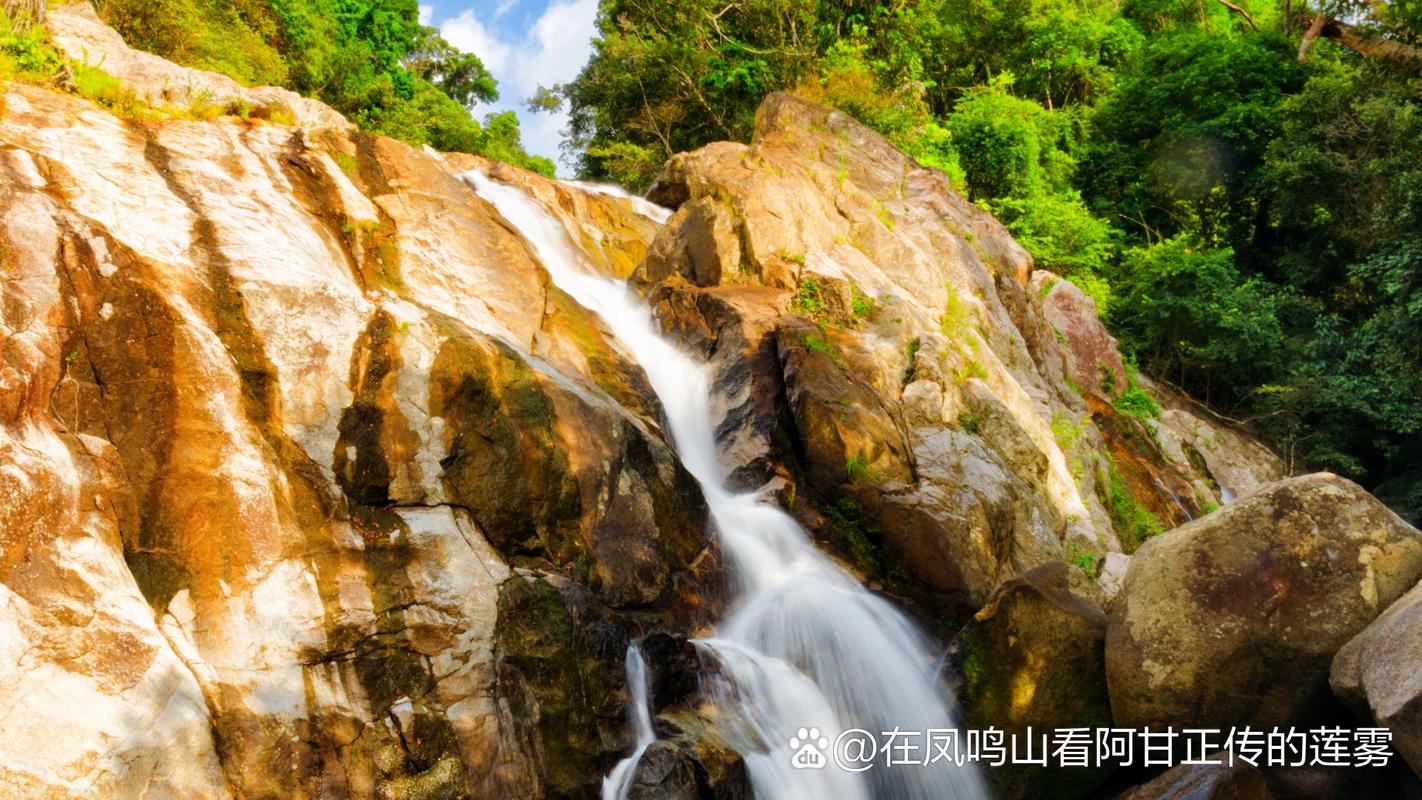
[{"left": 419, "top": 0, "right": 599, "bottom": 175}]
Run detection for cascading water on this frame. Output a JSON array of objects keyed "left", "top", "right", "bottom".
[
  {"left": 602, "top": 645, "right": 655, "bottom": 800},
  {"left": 464, "top": 171, "right": 989, "bottom": 800}
]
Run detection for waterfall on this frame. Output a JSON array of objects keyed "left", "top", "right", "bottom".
[
  {"left": 602, "top": 645, "right": 656, "bottom": 800},
  {"left": 464, "top": 171, "right": 989, "bottom": 800}
]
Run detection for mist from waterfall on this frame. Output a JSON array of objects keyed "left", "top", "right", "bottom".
[{"left": 464, "top": 172, "right": 988, "bottom": 800}]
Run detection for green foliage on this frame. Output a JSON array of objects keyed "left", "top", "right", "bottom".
[
  {"left": 1064, "top": 541, "right": 1101, "bottom": 579},
  {"left": 826, "top": 497, "right": 881, "bottom": 575},
  {"left": 791, "top": 277, "right": 827, "bottom": 320},
  {"left": 957, "top": 359, "right": 988, "bottom": 382},
  {"left": 95, "top": 0, "right": 289, "bottom": 86},
  {"left": 931, "top": 0, "right": 1142, "bottom": 111},
  {"left": 1108, "top": 237, "right": 1286, "bottom": 404},
  {"left": 1114, "top": 386, "right": 1161, "bottom": 420},
  {"left": 0, "top": 11, "right": 60, "bottom": 80},
  {"left": 1079, "top": 30, "right": 1303, "bottom": 249},
  {"left": 564, "top": 0, "right": 822, "bottom": 181},
  {"left": 949, "top": 77, "right": 1116, "bottom": 300},
  {"left": 991, "top": 192, "right": 1115, "bottom": 311},
  {"left": 939, "top": 289, "right": 973, "bottom": 336},
  {"left": 1052, "top": 411, "right": 1085, "bottom": 450},
  {"left": 845, "top": 454, "right": 876, "bottom": 486},
  {"left": 0, "top": 13, "right": 145, "bottom": 120},
  {"left": 70, "top": 61, "right": 148, "bottom": 120},
  {"left": 583, "top": 141, "right": 662, "bottom": 190},
  {"left": 797, "top": 37, "right": 934, "bottom": 149},
  {"left": 1098, "top": 457, "right": 1163, "bottom": 552},
  {"left": 850, "top": 292, "right": 873, "bottom": 320},
  {"left": 958, "top": 410, "right": 983, "bottom": 434},
  {"left": 801, "top": 330, "right": 844, "bottom": 367},
  {"left": 949, "top": 75, "right": 1073, "bottom": 202},
  {"left": 90, "top": 0, "right": 548, "bottom": 173}
]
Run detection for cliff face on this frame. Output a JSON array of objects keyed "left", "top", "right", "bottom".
[
  {"left": 1, "top": 7, "right": 716, "bottom": 798},
  {"left": 633, "top": 92, "right": 1283, "bottom": 616},
  {"left": 0, "top": 6, "right": 1315, "bottom": 800}
]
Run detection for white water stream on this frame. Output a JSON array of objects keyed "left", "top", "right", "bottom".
[
  {"left": 464, "top": 172, "right": 988, "bottom": 800},
  {"left": 601, "top": 645, "right": 656, "bottom": 800}
]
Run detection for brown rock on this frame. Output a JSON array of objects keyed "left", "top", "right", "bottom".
[
  {"left": 639, "top": 196, "right": 745, "bottom": 287},
  {"left": 1031, "top": 272, "right": 1125, "bottom": 399},
  {"left": 1107, "top": 474, "right": 1422, "bottom": 731},
  {"left": 1115, "top": 759, "right": 1275, "bottom": 800},
  {"left": 955, "top": 561, "right": 1114, "bottom": 800},
  {"left": 1331, "top": 579, "right": 1422, "bottom": 779},
  {"left": 775, "top": 318, "right": 913, "bottom": 496}
]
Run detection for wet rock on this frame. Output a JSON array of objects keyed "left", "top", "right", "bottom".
[
  {"left": 626, "top": 740, "right": 702, "bottom": 800},
  {"left": 1331, "top": 579, "right": 1422, "bottom": 778},
  {"left": 954, "top": 561, "right": 1114, "bottom": 799},
  {"left": 1107, "top": 474, "right": 1422, "bottom": 731},
  {"left": 639, "top": 632, "right": 703, "bottom": 713},
  {"left": 624, "top": 735, "right": 752, "bottom": 800},
  {"left": 640, "top": 196, "right": 745, "bottom": 287},
  {"left": 429, "top": 328, "right": 709, "bottom": 609},
  {"left": 1115, "top": 759, "right": 1275, "bottom": 800}
]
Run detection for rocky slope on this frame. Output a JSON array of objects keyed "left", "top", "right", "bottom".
[
  {"left": 633, "top": 91, "right": 1283, "bottom": 620},
  {"left": 2, "top": 5, "right": 1419, "bottom": 800},
  {"left": 2, "top": 5, "right": 713, "bottom": 798}
]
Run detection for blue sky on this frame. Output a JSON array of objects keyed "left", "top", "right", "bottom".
[{"left": 419, "top": 0, "right": 599, "bottom": 175}]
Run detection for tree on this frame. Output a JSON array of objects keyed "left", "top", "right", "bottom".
[{"left": 92, "top": 0, "right": 552, "bottom": 173}]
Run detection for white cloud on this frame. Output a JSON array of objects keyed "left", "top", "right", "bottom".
[
  {"left": 495, "top": 0, "right": 518, "bottom": 18},
  {"left": 418, "top": 4, "right": 433, "bottom": 25},
  {"left": 437, "top": 0, "right": 598, "bottom": 175},
  {"left": 440, "top": 10, "right": 513, "bottom": 74}
]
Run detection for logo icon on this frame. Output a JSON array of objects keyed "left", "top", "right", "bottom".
[{"left": 790, "top": 727, "right": 830, "bottom": 769}]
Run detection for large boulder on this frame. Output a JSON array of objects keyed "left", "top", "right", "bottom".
[
  {"left": 1107, "top": 473, "right": 1422, "bottom": 731},
  {"left": 1331, "top": 579, "right": 1422, "bottom": 778},
  {"left": 953, "top": 561, "right": 1114, "bottom": 799}
]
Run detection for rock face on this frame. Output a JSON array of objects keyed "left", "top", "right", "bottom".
[
  {"left": 1106, "top": 473, "right": 1422, "bottom": 731},
  {"left": 0, "top": 10, "right": 720, "bottom": 797},
  {"left": 633, "top": 91, "right": 1272, "bottom": 620},
  {"left": 1114, "top": 760, "right": 1276, "bottom": 800},
  {"left": 954, "top": 561, "right": 1114, "bottom": 800},
  {"left": 1031, "top": 272, "right": 1125, "bottom": 397},
  {"left": 1332, "top": 579, "right": 1422, "bottom": 778}
]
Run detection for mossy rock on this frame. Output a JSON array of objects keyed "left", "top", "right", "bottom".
[{"left": 952, "top": 561, "right": 1115, "bottom": 800}]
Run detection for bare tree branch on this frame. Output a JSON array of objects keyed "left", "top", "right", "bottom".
[
  {"left": 1297, "top": 1, "right": 1422, "bottom": 64},
  {"left": 1212, "top": 0, "right": 1260, "bottom": 30},
  {"left": 1321, "top": 16, "right": 1422, "bottom": 64},
  {"left": 1299, "top": 12, "right": 1329, "bottom": 61}
]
